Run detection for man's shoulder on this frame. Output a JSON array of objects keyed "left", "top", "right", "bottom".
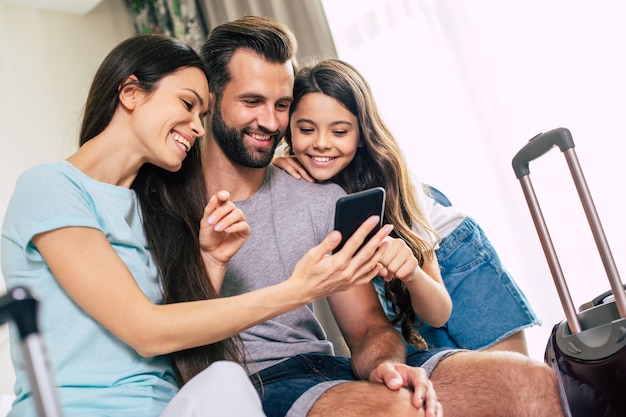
[{"left": 270, "top": 166, "right": 345, "bottom": 196}]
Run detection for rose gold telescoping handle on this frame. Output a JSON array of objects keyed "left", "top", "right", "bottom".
[{"left": 512, "top": 127, "right": 626, "bottom": 334}]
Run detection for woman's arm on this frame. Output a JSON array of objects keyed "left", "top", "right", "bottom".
[
  {"left": 33, "top": 214, "right": 393, "bottom": 357},
  {"left": 198, "top": 190, "right": 250, "bottom": 292}
]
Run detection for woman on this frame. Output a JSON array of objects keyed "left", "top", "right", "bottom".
[
  {"left": 1, "top": 37, "right": 384, "bottom": 417},
  {"left": 275, "top": 58, "right": 539, "bottom": 354}
]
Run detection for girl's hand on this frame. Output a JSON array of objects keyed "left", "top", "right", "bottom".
[
  {"left": 272, "top": 155, "right": 316, "bottom": 183},
  {"left": 199, "top": 190, "right": 250, "bottom": 270},
  {"left": 377, "top": 237, "right": 420, "bottom": 283},
  {"left": 378, "top": 238, "right": 452, "bottom": 327}
]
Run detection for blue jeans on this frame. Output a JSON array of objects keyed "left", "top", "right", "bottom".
[
  {"left": 375, "top": 187, "right": 540, "bottom": 350},
  {"left": 251, "top": 348, "right": 450, "bottom": 417}
]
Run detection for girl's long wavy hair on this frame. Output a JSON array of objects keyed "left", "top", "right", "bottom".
[
  {"left": 284, "top": 59, "right": 439, "bottom": 349},
  {"left": 79, "top": 34, "right": 244, "bottom": 384}
]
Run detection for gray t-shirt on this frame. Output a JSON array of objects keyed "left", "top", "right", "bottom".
[{"left": 221, "top": 166, "right": 346, "bottom": 373}]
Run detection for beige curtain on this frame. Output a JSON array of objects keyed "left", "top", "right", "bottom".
[
  {"left": 125, "top": 0, "right": 207, "bottom": 52},
  {"left": 197, "top": 0, "right": 338, "bottom": 62}
]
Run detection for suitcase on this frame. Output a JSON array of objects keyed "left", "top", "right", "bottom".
[
  {"left": 0, "top": 286, "right": 63, "bottom": 417},
  {"left": 512, "top": 127, "right": 626, "bottom": 417}
]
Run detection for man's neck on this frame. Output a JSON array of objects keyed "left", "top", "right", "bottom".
[{"left": 201, "top": 140, "right": 268, "bottom": 202}]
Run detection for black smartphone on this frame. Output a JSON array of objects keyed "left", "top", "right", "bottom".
[{"left": 333, "top": 187, "right": 386, "bottom": 253}]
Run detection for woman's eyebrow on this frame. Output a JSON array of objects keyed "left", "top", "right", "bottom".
[{"left": 184, "top": 88, "right": 205, "bottom": 106}]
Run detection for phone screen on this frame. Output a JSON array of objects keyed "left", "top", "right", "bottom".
[{"left": 333, "top": 187, "right": 386, "bottom": 253}]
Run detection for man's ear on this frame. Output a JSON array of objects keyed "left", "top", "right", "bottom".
[
  {"left": 118, "top": 75, "right": 140, "bottom": 111},
  {"left": 206, "top": 90, "right": 216, "bottom": 117}
]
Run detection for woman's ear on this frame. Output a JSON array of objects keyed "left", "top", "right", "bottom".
[{"left": 118, "top": 75, "right": 140, "bottom": 111}]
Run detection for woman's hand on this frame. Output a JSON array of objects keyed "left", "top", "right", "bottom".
[
  {"left": 199, "top": 190, "right": 250, "bottom": 288},
  {"left": 272, "top": 155, "right": 316, "bottom": 182},
  {"left": 286, "top": 216, "right": 394, "bottom": 302}
]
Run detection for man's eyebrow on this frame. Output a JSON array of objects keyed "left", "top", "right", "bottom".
[
  {"left": 238, "top": 92, "right": 262, "bottom": 100},
  {"left": 237, "top": 93, "right": 293, "bottom": 103},
  {"left": 184, "top": 88, "right": 205, "bottom": 106}
]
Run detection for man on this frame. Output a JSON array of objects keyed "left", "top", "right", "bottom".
[{"left": 200, "top": 16, "right": 564, "bottom": 417}]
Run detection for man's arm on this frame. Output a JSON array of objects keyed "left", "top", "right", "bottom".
[
  {"left": 327, "top": 282, "right": 406, "bottom": 380},
  {"left": 327, "top": 282, "right": 440, "bottom": 414}
]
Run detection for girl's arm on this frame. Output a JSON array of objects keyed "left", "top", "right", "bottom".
[
  {"left": 378, "top": 238, "right": 452, "bottom": 327},
  {"left": 271, "top": 155, "right": 316, "bottom": 182},
  {"left": 33, "top": 213, "right": 393, "bottom": 357}
]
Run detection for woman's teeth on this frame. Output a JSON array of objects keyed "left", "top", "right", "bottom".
[{"left": 172, "top": 132, "right": 191, "bottom": 152}]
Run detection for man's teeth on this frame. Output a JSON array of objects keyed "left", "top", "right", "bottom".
[
  {"left": 172, "top": 132, "right": 191, "bottom": 151},
  {"left": 249, "top": 132, "right": 271, "bottom": 141}
]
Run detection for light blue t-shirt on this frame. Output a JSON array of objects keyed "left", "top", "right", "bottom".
[{"left": 1, "top": 160, "right": 178, "bottom": 417}]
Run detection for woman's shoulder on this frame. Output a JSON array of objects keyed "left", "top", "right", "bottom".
[{"left": 16, "top": 160, "right": 74, "bottom": 184}]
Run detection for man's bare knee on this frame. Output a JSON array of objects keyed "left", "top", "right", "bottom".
[
  {"left": 308, "top": 381, "right": 423, "bottom": 417},
  {"left": 429, "top": 350, "right": 564, "bottom": 417}
]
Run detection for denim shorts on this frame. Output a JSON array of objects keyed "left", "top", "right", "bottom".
[
  {"left": 374, "top": 216, "right": 540, "bottom": 350},
  {"left": 251, "top": 349, "right": 451, "bottom": 417}
]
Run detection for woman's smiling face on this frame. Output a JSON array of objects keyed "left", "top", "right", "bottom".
[{"left": 289, "top": 92, "right": 359, "bottom": 182}]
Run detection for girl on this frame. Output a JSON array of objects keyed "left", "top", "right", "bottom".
[{"left": 275, "top": 58, "right": 538, "bottom": 354}]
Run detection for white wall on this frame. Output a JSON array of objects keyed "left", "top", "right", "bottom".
[
  {"left": 0, "top": 0, "right": 134, "bottom": 395},
  {"left": 322, "top": 0, "right": 626, "bottom": 361}
]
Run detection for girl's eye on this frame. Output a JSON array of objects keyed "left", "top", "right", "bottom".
[
  {"left": 299, "top": 127, "right": 314, "bottom": 134},
  {"left": 182, "top": 100, "right": 193, "bottom": 110},
  {"left": 334, "top": 130, "right": 348, "bottom": 136}
]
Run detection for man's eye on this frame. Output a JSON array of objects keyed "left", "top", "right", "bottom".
[{"left": 182, "top": 100, "right": 193, "bottom": 110}]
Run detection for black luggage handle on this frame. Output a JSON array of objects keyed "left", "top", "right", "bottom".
[
  {"left": 512, "top": 128, "right": 626, "bottom": 334},
  {"left": 0, "top": 287, "right": 63, "bottom": 417},
  {"left": 0, "top": 286, "right": 39, "bottom": 338},
  {"left": 512, "top": 127, "right": 575, "bottom": 179}
]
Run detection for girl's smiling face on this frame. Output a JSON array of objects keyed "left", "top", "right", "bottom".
[{"left": 289, "top": 92, "right": 359, "bottom": 182}]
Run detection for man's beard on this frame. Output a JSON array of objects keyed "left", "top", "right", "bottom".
[{"left": 211, "top": 106, "right": 281, "bottom": 168}]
